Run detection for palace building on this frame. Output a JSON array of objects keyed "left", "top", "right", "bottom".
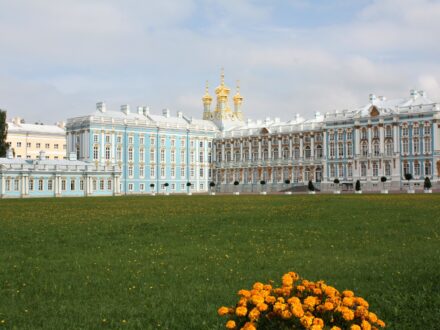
[
  {"left": 211, "top": 81, "right": 440, "bottom": 192},
  {"left": 4, "top": 70, "right": 438, "bottom": 198}
]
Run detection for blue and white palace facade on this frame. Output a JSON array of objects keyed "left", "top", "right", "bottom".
[
  {"left": 4, "top": 70, "right": 438, "bottom": 197},
  {"left": 0, "top": 151, "right": 121, "bottom": 198},
  {"left": 65, "top": 104, "right": 218, "bottom": 194},
  {"left": 211, "top": 87, "right": 440, "bottom": 192}
]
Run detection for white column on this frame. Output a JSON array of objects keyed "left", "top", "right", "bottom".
[
  {"left": 289, "top": 136, "right": 293, "bottom": 158},
  {"left": 393, "top": 125, "right": 399, "bottom": 154},
  {"left": 310, "top": 136, "right": 315, "bottom": 160},
  {"left": 368, "top": 127, "right": 372, "bottom": 155},
  {"left": 240, "top": 141, "right": 243, "bottom": 163},
  {"left": 355, "top": 128, "right": 360, "bottom": 155},
  {"left": 258, "top": 140, "right": 262, "bottom": 159},
  {"left": 379, "top": 125, "right": 384, "bottom": 154},
  {"left": 299, "top": 136, "right": 303, "bottom": 159},
  {"left": 278, "top": 138, "right": 282, "bottom": 159},
  {"left": 221, "top": 143, "right": 225, "bottom": 162}
]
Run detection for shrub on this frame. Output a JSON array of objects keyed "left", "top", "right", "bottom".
[
  {"left": 380, "top": 176, "right": 387, "bottom": 183},
  {"left": 333, "top": 178, "right": 340, "bottom": 185},
  {"left": 218, "top": 271, "right": 386, "bottom": 330},
  {"left": 308, "top": 180, "right": 314, "bottom": 192},
  {"left": 234, "top": 181, "right": 239, "bottom": 186},
  {"left": 260, "top": 180, "right": 266, "bottom": 185},
  {"left": 424, "top": 177, "right": 432, "bottom": 190},
  {"left": 284, "top": 179, "right": 291, "bottom": 185},
  {"left": 355, "top": 180, "right": 361, "bottom": 191},
  {"left": 186, "top": 182, "right": 192, "bottom": 187},
  {"left": 150, "top": 183, "right": 155, "bottom": 188},
  {"left": 210, "top": 182, "right": 216, "bottom": 187},
  {"left": 164, "top": 182, "right": 169, "bottom": 187},
  {"left": 404, "top": 173, "right": 413, "bottom": 181}
]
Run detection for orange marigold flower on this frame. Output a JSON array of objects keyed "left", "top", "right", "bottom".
[
  {"left": 249, "top": 307, "right": 260, "bottom": 321},
  {"left": 263, "top": 284, "right": 272, "bottom": 291},
  {"left": 265, "top": 295, "right": 276, "bottom": 304},
  {"left": 313, "top": 317, "right": 324, "bottom": 327},
  {"left": 355, "top": 306, "right": 369, "bottom": 318},
  {"left": 242, "top": 322, "right": 257, "bottom": 330},
  {"left": 311, "top": 325, "right": 323, "bottom": 330},
  {"left": 355, "top": 297, "right": 369, "bottom": 308},
  {"left": 342, "top": 297, "right": 354, "bottom": 307},
  {"left": 313, "top": 288, "right": 322, "bottom": 295},
  {"left": 257, "top": 303, "right": 268, "bottom": 312},
  {"left": 282, "top": 274, "right": 294, "bottom": 287},
  {"left": 323, "top": 301, "right": 334, "bottom": 311},
  {"left": 287, "top": 297, "right": 301, "bottom": 305},
  {"left": 218, "top": 306, "right": 230, "bottom": 316},
  {"left": 251, "top": 295, "right": 265, "bottom": 305},
  {"left": 350, "top": 325, "right": 361, "bottom": 330},
  {"left": 281, "top": 310, "right": 292, "bottom": 320},
  {"left": 304, "top": 296, "right": 317, "bottom": 308},
  {"left": 330, "top": 327, "right": 342, "bottom": 330},
  {"left": 235, "top": 306, "right": 247, "bottom": 317},
  {"left": 297, "top": 285, "right": 306, "bottom": 292},
  {"left": 238, "top": 297, "right": 248, "bottom": 306},
  {"left": 342, "top": 290, "right": 354, "bottom": 297},
  {"left": 253, "top": 282, "right": 264, "bottom": 291},
  {"left": 361, "top": 320, "right": 372, "bottom": 330},
  {"left": 238, "top": 290, "right": 251, "bottom": 298},
  {"left": 342, "top": 309, "right": 355, "bottom": 321},
  {"left": 291, "top": 304, "right": 305, "bottom": 318},
  {"left": 300, "top": 315, "right": 314, "bottom": 328},
  {"left": 288, "top": 271, "right": 299, "bottom": 280},
  {"left": 225, "top": 320, "right": 236, "bottom": 329},
  {"left": 324, "top": 286, "right": 337, "bottom": 297},
  {"left": 368, "top": 312, "right": 378, "bottom": 323}
]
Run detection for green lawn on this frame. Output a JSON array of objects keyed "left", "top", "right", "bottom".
[{"left": 0, "top": 194, "right": 439, "bottom": 329}]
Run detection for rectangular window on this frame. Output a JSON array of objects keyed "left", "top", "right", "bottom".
[
  {"left": 48, "top": 179, "right": 53, "bottom": 191},
  {"left": 117, "top": 136, "right": 122, "bottom": 143},
  {"left": 100, "top": 180, "right": 105, "bottom": 190},
  {"left": 161, "top": 167, "right": 165, "bottom": 178},
  {"left": 80, "top": 180, "right": 84, "bottom": 191},
  {"left": 128, "top": 136, "right": 133, "bottom": 144},
  {"left": 105, "top": 135, "right": 111, "bottom": 143},
  {"left": 181, "top": 167, "right": 185, "bottom": 178},
  {"left": 161, "top": 138, "right": 165, "bottom": 146},
  {"left": 107, "top": 180, "right": 112, "bottom": 190},
  {"left": 27, "top": 142, "right": 31, "bottom": 148},
  {"left": 14, "top": 179, "right": 19, "bottom": 191},
  {"left": 93, "top": 180, "right": 97, "bottom": 191},
  {"left": 54, "top": 144, "right": 58, "bottom": 149},
  {"left": 16, "top": 142, "right": 22, "bottom": 147},
  {"left": 140, "top": 183, "right": 144, "bottom": 191},
  {"left": 200, "top": 168, "right": 204, "bottom": 178},
  {"left": 70, "top": 179, "right": 75, "bottom": 191},
  {"left": 150, "top": 137, "right": 155, "bottom": 146},
  {"left": 128, "top": 166, "right": 134, "bottom": 178},
  {"left": 150, "top": 166, "right": 155, "bottom": 178},
  {"left": 45, "top": 143, "right": 50, "bottom": 148},
  {"left": 140, "top": 137, "right": 144, "bottom": 145},
  {"left": 171, "top": 167, "right": 175, "bottom": 178},
  {"left": 36, "top": 143, "right": 41, "bottom": 148},
  {"left": 61, "top": 180, "right": 66, "bottom": 191},
  {"left": 140, "top": 166, "right": 145, "bottom": 178},
  {"left": 128, "top": 183, "right": 133, "bottom": 191},
  {"left": 93, "top": 135, "right": 99, "bottom": 143},
  {"left": 6, "top": 179, "right": 10, "bottom": 191},
  {"left": 150, "top": 150, "right": 155, "bottom": 162},
  {"left": 160, "top": 149, "right": 165, "bottom": 162}
]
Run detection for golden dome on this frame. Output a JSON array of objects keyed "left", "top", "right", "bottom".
[
  {"left": 215, "top": 68, "right": 230, "bottom": 96},
  {"left": 202, "top": 81, "right": 212, "bottom": 104},
  {"left": 233, "top": 80, "right": 243, "bottom": 103}
]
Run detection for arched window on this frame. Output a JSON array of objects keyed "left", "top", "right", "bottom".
[
  {"left": 373, "top": 141, "right": 380, "bottom": 156},
  {"left": 283, "top": 147, "right": 289, "bottom": 160},
  {"left": 316, "top": 145, "right": 322, "bottom": 159},
  {"left": 403, "top": 162, "right": 410, "bottom": 175},
  {"left": 385, "top": 140, "right": 393, "bottom": 156},
  {"left": 338, "top": 143, "right": 343, "bottom": 158},
  {"left": 263, "top": 149, "right": 269, "bottom": 160},
  {"left": 305, "top": 146, "right": 311, "bottom": 159},
  {"left": 413, "top": 138, "right": 419, "bottom": 154},
  {"left": 346, "top": 142, "right": 352, "bottom": 157},
  {"left": 425, "top": 161, "right": 432, "bottom": 176},
  {"left": 361, "top": 142, "right": 368, "bottom": 157},
  {"left": 294, "top": 147, "right": 300, "bottom": 159},
  {"left": 414, "top": 161, "right": 420, "bottom": 177},
  {"left": 272, "top": 148, "right": 279, "bottom": 160}
]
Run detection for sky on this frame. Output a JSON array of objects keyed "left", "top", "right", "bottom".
[{"left": 1, "top": 0, "right": 440, "bottom": 124}]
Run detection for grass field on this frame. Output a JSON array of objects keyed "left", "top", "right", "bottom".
[{"left": 0, "top": 194, "right": 439, "bottom": 329}]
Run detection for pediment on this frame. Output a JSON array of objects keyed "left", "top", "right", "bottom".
[{"left": 369, "top": 105, "right": 380, "bottom": 117}]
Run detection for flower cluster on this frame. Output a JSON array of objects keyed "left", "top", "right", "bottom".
[{"left": 218, "top": 272, "right": 385, "bottom": 330}]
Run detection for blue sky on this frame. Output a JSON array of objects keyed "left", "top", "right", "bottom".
[{"left": 0, "top": 0, "right": 439, "bottom": 123}]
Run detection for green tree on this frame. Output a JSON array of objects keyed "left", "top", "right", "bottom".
[
  {"left": 0, "top": 110, "right": 9, "bottom": 157},
  {"left": 424, "top": 177, "right": 432, "bottom": 190},
  {"left": 355, "top": 180, "right": 361, "bottom": 191},
  {"left": 308, "top": 180, "right": 315, "bottom": 192}
]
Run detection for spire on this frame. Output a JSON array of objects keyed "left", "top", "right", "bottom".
[
  {"left": 202, "top": 80, "right": 213, "bottom": 120},
  {"left": 220, "top": 67, "right": 225, "bottom": 86},
  {"left": 233, "top": 80, "right": 244, "bottom": 120},
  {"left": 233, "top": 80, "right": 243, "bottom": 103}
]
